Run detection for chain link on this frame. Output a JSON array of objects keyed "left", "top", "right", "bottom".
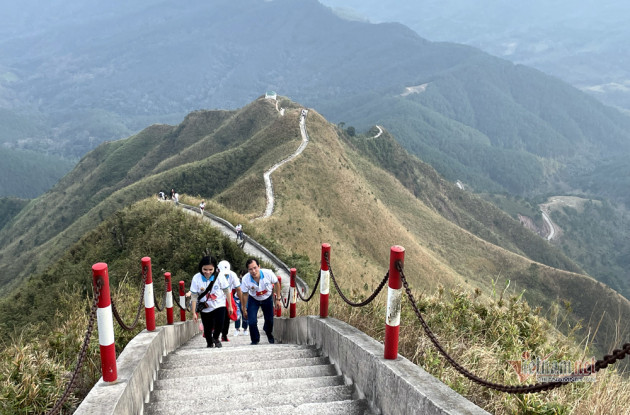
[
  {"left": 296, "top": 271, "right": 321, "bottom": 302},
  {"left": 111, "top": 266, "right": 148, "bottom": 331},
  {"left": 397, "top": 261, "right": 630, "bottom": 393},
  {"left": 326, "top": 254, "right": 389, "bottom": 307},
  {"left": 46, "top": 278, "right": 102, "bottom": 415},
  {"left": 279, "top": 291, "right": 290, "bottom": 309},
  {"left": 154, "top": 286, "right": 167, "bottom": 312},
  {"left": 173, "top": 293, "right": 192, "bottom": 312}
]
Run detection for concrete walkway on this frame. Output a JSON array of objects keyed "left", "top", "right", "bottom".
[
  {"left": 261, "top": 109, "right": 310, "bottom": 218},
  {"left": 178, "top": 203, "right": 308, "bottom": 295},
  {"left": 144, "top": 319, "right": 375, "bottom": 415}
]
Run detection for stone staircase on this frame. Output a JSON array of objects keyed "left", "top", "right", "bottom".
[{"left": 144, "top": 321, "right": 376, "bottom": 415}]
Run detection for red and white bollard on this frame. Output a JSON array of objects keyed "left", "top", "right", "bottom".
[
  {"left": 290, "top": 268, "right": 297, "bottom": 318},
  {"left": 384, "top": 246, "right": 405, "bottom": 360},
  {"left": 92, "top": 262, "right": 117, "bottom": 382},
  {"left": 275, "top": 276, "right": 282, "bottom": 317},
  {"left": 320, "top": 243, "right": 331, "bottom": 318},
  {"left": 165, "top": 272, "right": 174, "bottom": 325},
  {"left": 142, "top": 257, "right": 156, "bottom": 331},
  {"left": 179, "top": 281, "right": 186, "bottom": 321}
]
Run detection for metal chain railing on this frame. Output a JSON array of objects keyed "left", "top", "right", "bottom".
[
  {"left": 46, "top": 278, "right": 103, "bottom": 415},
  {"left": 153, "top": 286, "right": 167, "bottom": 312},
  {"left": 326, "top": 254, "right": 389, "bottom": 307},
  {"left": 296, "top": 271, "right": 321, "bottom": 302},
  {"left": 111, "top": 266, "right": 148, "bottom": 331},
  {"left": 280, "top": 291, "right": 290, "bottom": 309},
  {"left": 397, "top": 261, "right": 630, "bottom": 393},
  {"left": 173, "top": 294, "right": 191, "bottom": 312}
]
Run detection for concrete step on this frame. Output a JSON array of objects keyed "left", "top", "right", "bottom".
[
  {"left": 177, "top": 333, "right": 272, "bottom": 349},
  {"left": 152, "top": 364, "right": 339, "bottom": 391},
  {"left": 149, "top": 375, "right": 346, "bottom": 399},
  {"left": 180, "top": 316, "right": 268, "bottom": 349},
  {"left": 166, "top": 343, "right": 320, "bottom": 363},
  {"left": 159, "top": 356, "right": 330, "bottom": 379},
  {"left": 161, "top": 345, "right": 321, "bottom": 368},
  {"left": 146, "top": 321, "right": 375, "bottom": 415},
  {"left": 145, "top": 384, "right": 355, "bottom": 414},
  {"left": 210, "top": 399, "right": 374, "bottom": 415}
]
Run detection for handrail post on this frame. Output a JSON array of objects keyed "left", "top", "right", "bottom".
[
  {"left": 142, "top": 257, "right": 156, "bottom": 331},
  {"left": 179, "top": 281, "right": 186, "bottom": 321},
  {"left": 275, "top": 276, "right": 282, "bottom": 317},
  {"left": 290, "top": 268, "right": 297, "bottom": 318},
  {"left": 384, "top": 246, "right": 405, "bottom": 359},
  {"left": 320, "top": 243, "right": 331, "bottom": 318},
  {"left": 165, "top": 272, "right": 174, "bottom": 325},
  {"left": 92, "top": 262, "right": 117, "bottom": 382}
]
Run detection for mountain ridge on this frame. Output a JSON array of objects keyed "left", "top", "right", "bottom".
[
  {"left": 0, "top": 97, "right": 628, "bottom": 356},
  {"left": 2, "top": 0, "right": 630, "bottom": 203}
]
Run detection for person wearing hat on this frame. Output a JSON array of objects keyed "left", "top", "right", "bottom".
[{"left": 218, "top": 260, "right": 244, "bottom": 342}]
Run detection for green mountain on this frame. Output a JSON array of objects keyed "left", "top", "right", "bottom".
[
  {"left": 319, "top": 0, "right": 630, "bottom": 112},
  {"left": 0, "top": 147, "right": 75, "bottom": 198},
  {"left": 2, "top": 0, "right": 629, "bottom": 205},
  {"left": 1, "top": 97, "right": 627, "bottom": 357},
  {"left": 0, "top": 196, "right": 28, "bottom": 231}
]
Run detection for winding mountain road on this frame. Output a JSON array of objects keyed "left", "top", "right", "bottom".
[{"left": 541, "top": 210, "right": 555, "bottom": 241}]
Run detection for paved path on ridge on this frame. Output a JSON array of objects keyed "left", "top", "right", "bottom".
[
  {"left": 261, "top": 109, "right": 309, "bottom": 219},
  {"left": 178, "top": 204, "right": 309, "bottom": 296}
]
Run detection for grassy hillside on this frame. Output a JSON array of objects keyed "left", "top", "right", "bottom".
[
  {"left": 0, "top": 147, "right": 76, "bottom": 198},
  {"left": 0, "top": 97, "right": 627, "bottom": 351},
  {"left": 546, "top": 198, "right": 630, "bottom": 299},
  {"left": 0, "top": 197, "right": 29, "bottom": 231},
  {"left": 0, "top": 199, "right": 252, "bottom": 337},
  {"left": 0, "top": 97, "right": 295, "bottom": 289},
  {"left": 2, "top": 98, "right": 630, "bottom": 413},
  {"left": 343, "top": 128, "right": 581, "bottom": 274},
  {"left": 3, "top": 199, "right": 629, "bottom": 414},
  {"left": 227, "top": 108, "right": 630, "bottom": 353},
  {"left": 0, "top": 199, "right": 258, "bottom": 414}
]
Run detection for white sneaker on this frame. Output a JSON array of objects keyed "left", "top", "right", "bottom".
[
  {"left": 233, "top": 329, "right": 240, "bottom": 336},
  {"left": 242, "top": 329, "right": 248, "bottom": 336}
]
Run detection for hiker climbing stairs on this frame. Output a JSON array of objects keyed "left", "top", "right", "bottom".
[{"left": 144, "top": 321, "right": 376, "bottom": 415}]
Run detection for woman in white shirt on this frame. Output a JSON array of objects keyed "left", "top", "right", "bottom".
[{"left": 190, "top": 255, "right": 232, "bottom": 348}]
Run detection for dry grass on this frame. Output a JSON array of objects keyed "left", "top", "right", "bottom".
[
  {"left": 295, "top": 283, "right": 630, "bottom": 414},
  {"left": 172, "top": 107, "right": 630, "bottom": 413}
]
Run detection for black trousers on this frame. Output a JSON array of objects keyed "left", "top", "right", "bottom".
[
  {"left": 222, "top": 308, "right": 231, "bottom": 337},
  {"left": 200, "top": 307, "right": 226, "bottom": 346}
]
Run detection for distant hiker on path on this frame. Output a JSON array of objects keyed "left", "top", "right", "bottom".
[
  {"left": 235, "top": 223, "right": 243, "bottom": 240},
  {"left": 173, "top": 192, "right": 179, "bottom": 206},
  {"left": 241, "top": 258, "right": 281, "bottom": 345},
  {"left": 199, "top": 200, "right": 205, "bottom": 216},
  {"left": 170, "top": 188, "right": 175, "bottom": 199}
]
